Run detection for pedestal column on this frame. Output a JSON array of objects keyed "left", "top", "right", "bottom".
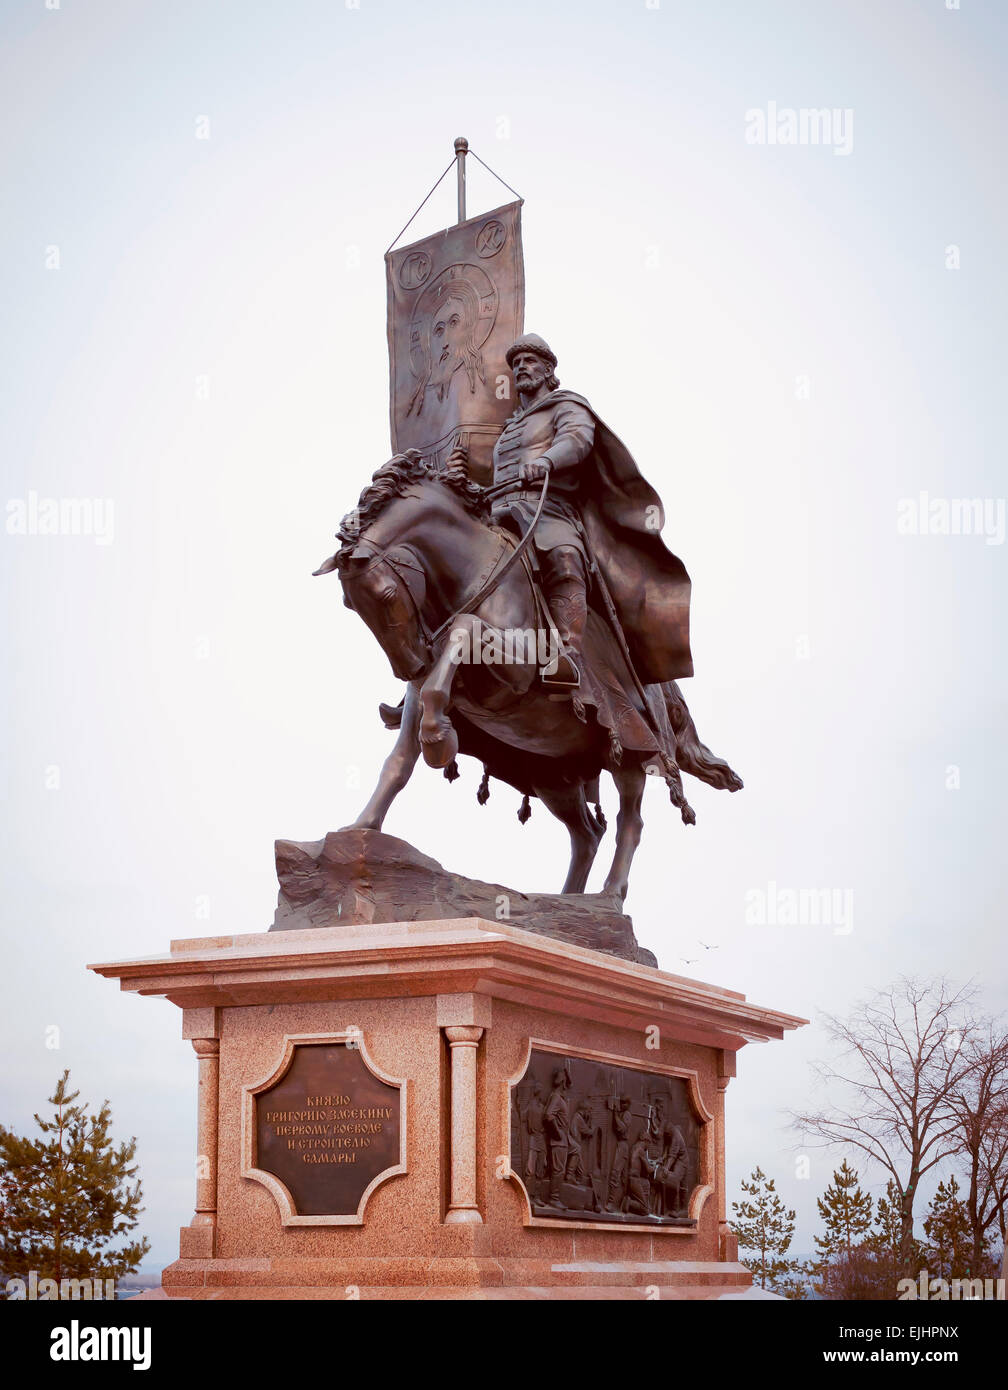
[
  {"left": 444, "top": 1025, "right": 484, "bottom": 1224},
  {"left": 192, "top": 1038, "right": 220, "bottom": 1228},
  {"left": 716, "top": 1048, "right": 737, "bottom": 1262},
  {"left": 179, "top": 1008, "right": 219, "bottom": 1259}
]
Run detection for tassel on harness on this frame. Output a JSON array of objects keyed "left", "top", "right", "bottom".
[{"left": 659, "top": 750, "right": 695, "bottom": 824}]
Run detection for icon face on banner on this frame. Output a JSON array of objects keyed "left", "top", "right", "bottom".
[
  {"left": 386, "top": 200, "right": 524, "bottom": 486},
  {"left": 405, "top": 264, "right": 498, "bottom": 417}
]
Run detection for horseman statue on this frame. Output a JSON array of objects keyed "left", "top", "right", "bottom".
[{"left": 314, "top": 332, "right": 742, "bottom": 902}]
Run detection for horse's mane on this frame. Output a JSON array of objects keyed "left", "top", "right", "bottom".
[{"left": 334, "top": 449, "right": 486, "bottom": 566}]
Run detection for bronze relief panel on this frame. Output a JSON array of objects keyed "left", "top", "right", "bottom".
[{"left": 511, "top": 1048, "right": 702, "bottom": 1225}]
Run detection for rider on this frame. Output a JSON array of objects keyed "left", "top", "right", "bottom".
[
  {"left": 444, "top": 333, "right": 593, "bottom": 688},
  {"left": 379, "top": 331, "right": 697, "bottom": 775}
]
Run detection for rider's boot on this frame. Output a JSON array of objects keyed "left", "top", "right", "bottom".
[{"left": 541, "top": 546, "right": 588, "bottom": 693}]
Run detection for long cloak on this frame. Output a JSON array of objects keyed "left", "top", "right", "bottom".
[{"left": 520, "top": 389, "right": 693, "bottom": 684}]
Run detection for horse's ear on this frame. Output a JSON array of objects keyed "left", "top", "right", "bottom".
[{"left": 312, "top": 553, "right": 340, "bottom": 576}]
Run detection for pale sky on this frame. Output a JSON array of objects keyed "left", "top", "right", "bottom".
[{"left": 1, "top": 0, "right": 1005, "bottom": 1269}]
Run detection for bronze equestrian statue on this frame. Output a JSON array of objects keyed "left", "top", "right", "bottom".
[{"left": 314, "top": 334, "right": 741, "bottom": 901}]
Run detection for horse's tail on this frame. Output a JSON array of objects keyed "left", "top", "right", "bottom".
[{"left": 662, "top": 681, "right": 743, "bottom": 793}]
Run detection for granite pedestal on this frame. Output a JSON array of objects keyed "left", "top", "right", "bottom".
[{"left": 90, "top": 917, "right": 804, "bottom": 1299}]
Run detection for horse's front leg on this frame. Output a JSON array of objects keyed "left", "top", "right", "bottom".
[
  {"left": 349, "top": 681, "right": 422, "bottom": 829},
  {"left": 602, "top": 762, "right": 647, "bottom": 901},
  {"left": 418, "top": 616, "right": 479, "bottom": 768}
]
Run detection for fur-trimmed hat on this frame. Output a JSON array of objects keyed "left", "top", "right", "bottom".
[{"left": 505, "top": 333, "right": 558, "bottom": 370}]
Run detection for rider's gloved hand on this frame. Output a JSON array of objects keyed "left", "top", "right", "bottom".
[
  {"left": 520, "top": 459, "right": 552, "bottom": 485},
  {"left": 443, "top": 447, "right": 470, "bottom": 487}
]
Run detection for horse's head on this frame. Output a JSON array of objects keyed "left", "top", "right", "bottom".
[
  {"left": 338, "top": 540, "right": 432, "bottom": 681},
  {"left": 314, "top": 450, "right": 484, "bottom": 682}
]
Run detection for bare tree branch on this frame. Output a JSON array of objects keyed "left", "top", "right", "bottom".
[{"left": 792, "top": 977, "right": 981, "bottom": 1271}]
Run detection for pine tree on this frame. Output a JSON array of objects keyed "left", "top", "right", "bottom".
[
  {"left": 815, "top": 1159, "right": 874, "bottom": 1262},
  {"left": 731, "top": 1166, "right": 802, "bottom": 1294},
  {"left": 923, "top": 1175, "right": 976, "bottom": 1281},
  {"left": 810, "top": 1160, "right": 877, "bottom": 1299},
  {"left": 846, "top": 1177, "right": 926, "bottom": 1296},
  {"left": 866, "top": 1178, "right": 905, "bottom": 1267},
  {"left": 0, "top": 1070, "right": 150, "bottom": 1288}
]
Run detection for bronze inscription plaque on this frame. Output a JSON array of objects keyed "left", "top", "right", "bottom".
[
  {"left": 511, "top": 1049, "right": 701, "bottom": 1225},
  {"left": 254, "top": 1042, "right": 402, "bottom": 1218}
]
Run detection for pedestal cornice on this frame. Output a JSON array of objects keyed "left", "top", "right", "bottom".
[{"left": 89, "top": 918, "right": 806, "bottom": 1054}]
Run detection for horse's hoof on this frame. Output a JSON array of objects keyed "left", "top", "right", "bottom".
[{"left": 420, "top": 723, "right": 459, "bottom": 769}]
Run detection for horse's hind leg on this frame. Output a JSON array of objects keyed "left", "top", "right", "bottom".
[
  {"left": 602, "top": 762, "right": 647, "bottom": 902},
  {"left": 350, "top": 680, "right": 422, "bottom": 830},
  {"left": 533, "top": 781, "right": 605, "bottom": 895}
]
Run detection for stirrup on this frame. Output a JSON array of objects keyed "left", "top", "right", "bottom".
[{"left": 541, "top": 653, "right": 581, "bottom": 690}]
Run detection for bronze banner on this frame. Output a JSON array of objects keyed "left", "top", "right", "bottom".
[{"left": 386, "top": 200, "right": 524, "bottom": 486}]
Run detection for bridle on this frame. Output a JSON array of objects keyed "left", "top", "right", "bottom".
[{"left": 343, "top": 471, "right": 552, "bottom": 654}]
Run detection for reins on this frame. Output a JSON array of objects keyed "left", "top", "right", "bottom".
[
  {"left": 345, "top": 470, "right": 553, "bottom": 651},
  {"left": 427, "top": 469, "right": 551, "bottom": 644}
]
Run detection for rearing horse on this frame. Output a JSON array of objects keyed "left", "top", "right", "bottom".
[{"left": 315, "top": 453, "right": 742, "bottom": 900}]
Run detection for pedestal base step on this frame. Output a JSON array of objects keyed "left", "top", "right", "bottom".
[
  {"left": 160, "top": 1257, "right": 752, "bottom": 1299},
  {"left": 145, "top": 1283, "right": 755, "bottom": 1300}
]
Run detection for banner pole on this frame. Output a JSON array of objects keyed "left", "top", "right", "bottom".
[{"left": 454, "top": 136, "right": 468, "bottom": 224}]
